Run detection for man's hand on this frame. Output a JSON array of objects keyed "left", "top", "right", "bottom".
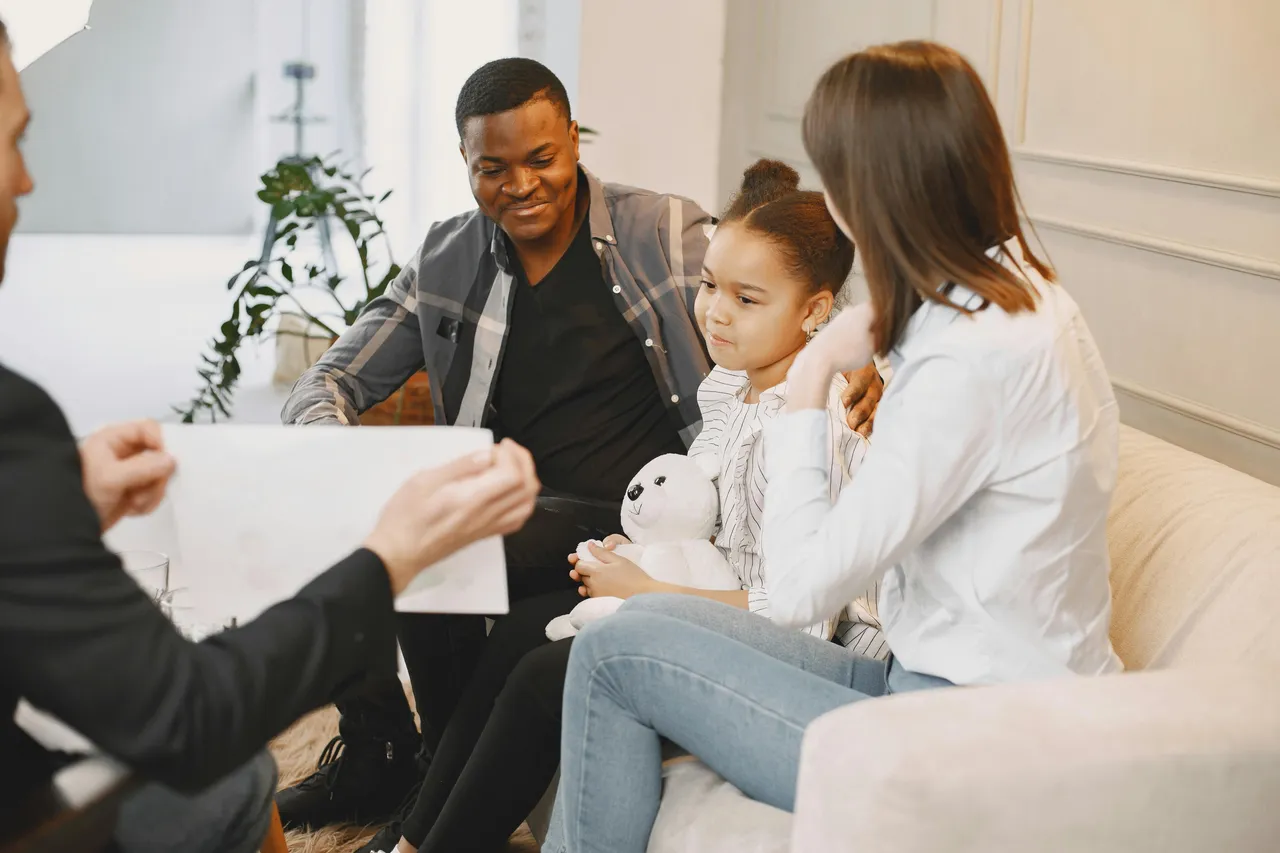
[
  {"left": 79, "top": 420, "right": 176, "bottom": 533},
  {"left": 840, "top": 363, "right": 884, "bottom": 438},
  {"left": 365, "top": 439, "right": 540, "bottom": 595},
  {"left": 569, "top": 542, "right": 661, "bottom": 600}
]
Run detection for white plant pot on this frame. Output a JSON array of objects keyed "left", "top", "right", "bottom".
[{"left": 273, "top": 312, "right": 334, "bottom": 386}]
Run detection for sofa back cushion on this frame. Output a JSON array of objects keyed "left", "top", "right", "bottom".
[{"left": 1107, "top": 426, "right": 1280, "bottom": 670}]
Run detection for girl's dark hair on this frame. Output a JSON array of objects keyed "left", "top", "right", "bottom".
[
  {"left": 720, "top": 159, "right": 854, "bottom": 295},
  {"left": 803, "top": 40, "right": 1053, "bottom": 355}
]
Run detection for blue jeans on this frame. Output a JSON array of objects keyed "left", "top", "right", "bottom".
[
  {"left": 114, "top": 751, "right": 276, "bottom": 853},
  {"left": 543, "top": 595, "right": 950, "bottom": 853}
]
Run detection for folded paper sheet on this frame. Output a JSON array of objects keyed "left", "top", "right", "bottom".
[{"left": 155, "top": 424, "right": 508, "bottom": 621}]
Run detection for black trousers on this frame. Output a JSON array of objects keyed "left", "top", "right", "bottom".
[
  {"left": 401, "top": 590, "right": 577, "bottom": 849},
  {"left": 334, "top": 495, "right": 617, "bottom": 764}
]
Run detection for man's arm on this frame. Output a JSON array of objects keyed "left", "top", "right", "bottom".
[
  {"left": 0, "top": 371, "right": 399, "bottom": 792},
  {"left": 282, "top": 254, "right": 426, "bottom": 425},
  {"left": 840, "top": 363, "right": 884, "bottom": 438}
]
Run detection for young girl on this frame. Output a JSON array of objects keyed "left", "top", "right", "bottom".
[
  {"left": 548, "top": 41, "right": 1122, "bottom": 853},
  {"left": 369, "top": 161, "right": 881, "bottom": 853},
  {"left": 572, "top": 159, "right": 884, "bottom": 656}
]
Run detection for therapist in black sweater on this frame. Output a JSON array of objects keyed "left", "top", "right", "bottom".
[{"left": 0, "top": 24, "right": 540, "bottom": 853}]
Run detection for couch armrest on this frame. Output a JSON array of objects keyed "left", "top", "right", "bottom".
[{"left": 792, "top": 667, "right": 1280, "bottom": 853}]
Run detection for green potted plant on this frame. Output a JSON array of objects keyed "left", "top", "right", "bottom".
[{"left": 175, "top": 153, "right": 430, "bottom": 424}]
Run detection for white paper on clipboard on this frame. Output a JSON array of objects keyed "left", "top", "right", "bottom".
[{"left": 158, "top": 424, "right": 508, "bottom": 622}]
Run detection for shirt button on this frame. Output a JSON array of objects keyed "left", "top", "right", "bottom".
[
  {"left": 612, "top": 285, "right": 621, "bottom": 294},
  {"left": 671, "top": 394, "right": 680, "bottom": 403},
  {"left": 645, "top": 338, "right": 654, "bottom": 347}
]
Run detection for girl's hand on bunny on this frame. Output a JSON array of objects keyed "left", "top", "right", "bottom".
[
  {"left": 570, "top": 542, "right": 663, "bottom": 600},
  {"left": 567, "top": 534, "right": 631, "bottom": 571}
]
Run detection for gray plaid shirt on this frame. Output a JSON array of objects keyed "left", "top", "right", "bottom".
[{"left": 282, "top": 167, "right": 716, "bottom": 447}]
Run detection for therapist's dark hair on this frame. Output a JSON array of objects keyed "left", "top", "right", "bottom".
[{"left": 803, "top": 40, "right": 1053, "bottom": 355}]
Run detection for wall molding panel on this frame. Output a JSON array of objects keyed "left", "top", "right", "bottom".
[
  {"left": 1016, "top": 148, "right": 1280, "bottom": 199},
  {"left": 1030, "top": 216, "right": 1280, "bottom": 281},
  {"left": 1113, "top": 378, "right": 1280, "bottom": 453}
]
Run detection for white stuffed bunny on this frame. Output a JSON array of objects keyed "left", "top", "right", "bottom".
[{"left": 545, "top": 454, "right": 740, "bottom": 641}]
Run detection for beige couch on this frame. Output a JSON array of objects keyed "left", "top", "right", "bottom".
[{"left": 638, "top": 425, "right": 1280, "bottom": 852}]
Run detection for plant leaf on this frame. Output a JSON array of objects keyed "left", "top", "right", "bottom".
[
  {"left": 377, "top": 263, "right": 403, "bottom": 290},
  {"left": 281, "top": 261, "right": 294, "bottom": 283}
]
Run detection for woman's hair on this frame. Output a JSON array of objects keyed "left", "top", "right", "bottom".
[
  {"left": 720, "top": 159, "right": 854, "bottom": 296},
  {"left": 802, "top": 40, "right": 1053, "bottom": 354}
]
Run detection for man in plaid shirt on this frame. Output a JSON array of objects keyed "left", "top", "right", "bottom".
[{"left": 277, "top": 58, "right": 882, "bottom": 837}]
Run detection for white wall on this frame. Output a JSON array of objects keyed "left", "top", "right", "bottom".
[
  {"left": 718, "top": 0, "right": 1280, "bottom": 486},
  {"left": 363, "top": 0, "right": 519, "bottom": 260},
  {"left": 0, "top": 235, "right": 280, "bottom": 435},
  {"left": 0, "top": 1, "right": 365, "bottom": 431},
  {"left": 16, "top": 0, "right": 363, "bottom": 235},
  {"left": 518, "top": 0, "right": 581, "bottom": 108},
  {"left": 576, "top": 0, "right": 726, "bottom": 214}
]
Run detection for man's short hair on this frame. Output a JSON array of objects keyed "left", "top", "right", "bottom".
[
  {"left": 454, "top": 58, "right": 571, "bottom": 138},
  {"left": 0, "top": 17, "right": 8, "bottom": 46}
]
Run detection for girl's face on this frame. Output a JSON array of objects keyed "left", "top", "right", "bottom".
[{"left": 695, "top": 222, "right": 833, "bottom": 375}]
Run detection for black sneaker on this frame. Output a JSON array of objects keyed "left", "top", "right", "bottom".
[
  {"left": 353, "top": 749, "right": 429, "bottom": 853},
  {"left": 275, "top": 734, "right": 421, "bottom": 830}
]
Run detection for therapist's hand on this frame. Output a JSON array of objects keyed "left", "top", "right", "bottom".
[
  {"left": 789, "top": 302, "right": 878, "bottom": 414},
  {"left": 365, "top": 439, "right": 540, "bottom": 595},
  {"left": 79, "top": 420, "right": 176, "bottom": 533}
]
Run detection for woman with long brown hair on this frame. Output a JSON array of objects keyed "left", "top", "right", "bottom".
[{"left": 544, "top": 41, "right": 1122, "bottom": 853}]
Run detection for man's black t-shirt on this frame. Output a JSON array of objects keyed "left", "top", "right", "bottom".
[{"left": 492, "top": 217, "right": 685, "bottom": 502}]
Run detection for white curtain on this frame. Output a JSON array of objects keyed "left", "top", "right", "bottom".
[{"left": 362, "top": 0, "right": 519, "bottom": 263}]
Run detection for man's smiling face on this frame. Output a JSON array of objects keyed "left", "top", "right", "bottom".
[{"left": 460, "top": 96, "right": 580, "bottom": 247}]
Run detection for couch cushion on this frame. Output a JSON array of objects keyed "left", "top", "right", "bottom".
[
  {"left": 647, "top": 760, "right": 791, "bottom": 853},
  {"left": 1108, "top": 426, "right": 1280, "bottom": 670}
]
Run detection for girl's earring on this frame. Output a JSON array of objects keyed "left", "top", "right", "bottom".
[{"left": 804, "top": 325, "right": 815, "bottom": 344}]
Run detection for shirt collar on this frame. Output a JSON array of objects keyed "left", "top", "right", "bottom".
[
  {"left": 488, "top": 165, "right": 614, "bottom": 273},
  {"left": 720, "top": 369, "right": 788, "bottom": 406},
  {"left": 582, "top": 165, "right": 618, "bottom": 248},
  {"left": 887, "top": 243, "right": 1009, "bottom": 374}
]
